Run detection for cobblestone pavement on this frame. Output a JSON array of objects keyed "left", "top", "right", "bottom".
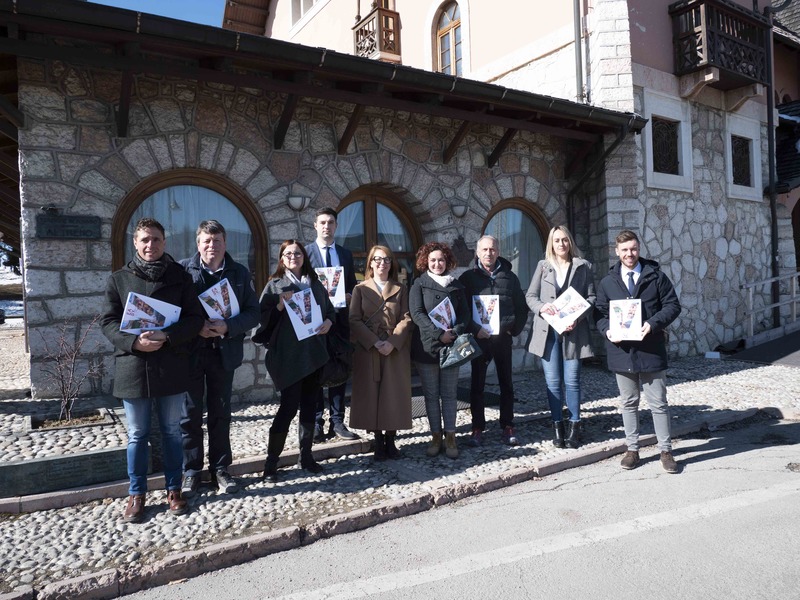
[{"left": 1, "top": 325, "right": 799, "bottom": 596}]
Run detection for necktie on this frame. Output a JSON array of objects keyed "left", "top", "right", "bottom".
[
  {"left": 627, "top": 271, "right": 636, "bottom": 297},
  {"left": 325, "top": 246, "right": 332, "bottom": 268}
]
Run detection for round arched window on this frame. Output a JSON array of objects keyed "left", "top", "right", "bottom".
[
  {"left": 483, "top": 203, "right": 545, "bottom": 286},
  {"left": 124, "top": 185, "right": 254, "bottom": 273},
  {"left": 335, "top": 189, "right": 421, "bottom": 285},
  {"left": 112, "top": 170, "right": 268, "bottom": 291}
]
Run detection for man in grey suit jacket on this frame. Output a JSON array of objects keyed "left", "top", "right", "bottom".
[{"left": 306, "top": 207, "right": 360, "bottom": 442}]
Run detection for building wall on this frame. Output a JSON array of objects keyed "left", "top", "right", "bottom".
[{"left": 16, "top": 56, "right": 582, "bottom": 399}]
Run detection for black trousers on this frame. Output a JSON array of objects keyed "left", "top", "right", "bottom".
[
  {"left": 469, "top": 333, "right": 515, "bottom": 430},
  {"left": 272, "top": 370, "right": 321, "bottom": 434}
]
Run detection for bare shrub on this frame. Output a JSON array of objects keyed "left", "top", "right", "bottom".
[{"left": 37, "top": 315, "right": 105, "bottom": 420}]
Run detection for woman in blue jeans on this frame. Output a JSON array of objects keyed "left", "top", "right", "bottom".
[{"left": 526, "top": 226, "right": 595, "bottom": 448}]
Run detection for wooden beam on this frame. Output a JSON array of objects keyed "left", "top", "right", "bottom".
[
  {"left": 0, "top": 119, "right": 17, "bottom": 143},
  {"left": 274, "top": 94, "right": 298, "bottom": 150},
  {"left": 0, "top": 158, "right": 18, "bottom": 181},
  {"left": 337, "top": 104, "right": 364, "bottom": 155},
  {"left": 0, "top": 95, "right": 23, "bottom": 129},
  {"left": 488, "top": 128, "right": 517, "bottom": 168},
  {"left": 0, "top": 151, "right": 18, "bottom": 171},
  {"left": 443, "top": 121, "right": 472, "bottom": 164},
  {"left": 116, "top": 70, "right": 133, "bottom": 138},
  {"left": 0, "top": 183, "right": 20, "bottom": 205}
]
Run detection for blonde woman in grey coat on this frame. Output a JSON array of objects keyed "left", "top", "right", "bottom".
[{"left": 526, "top": 226, "right": 595, "bottom": 449}]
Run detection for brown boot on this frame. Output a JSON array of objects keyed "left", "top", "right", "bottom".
[
  {"left": 167, "top": 489, "right": 188, "bottom": 516},
  {"left": 620, "top": 450, "right": 640, "bottom": 470},
  {"left": 426, "top": 432, "right": 443, "bottom": 457},
  {"left": 444, "top": 432, "right": 459, "bottom": 459},
  {"left": 123, "top": 494, "right": 145, "bottom": 523}
]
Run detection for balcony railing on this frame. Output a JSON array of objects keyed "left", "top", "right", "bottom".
[
  {"left": 670, "top": 0, "right": 769, "bottom": 90},
  {"left": 353, "top": 5, "right": 401, "bottom": 63}
]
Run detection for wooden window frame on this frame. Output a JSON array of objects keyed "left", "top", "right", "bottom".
[
  {"left": 111, "top": 168, "right": 269, "bottom": 292},
  {"left": 436, "top": 2, "right": 462, "bottom": 76}
]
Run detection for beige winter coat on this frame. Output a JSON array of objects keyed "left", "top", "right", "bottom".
[{"left": 348, "top": 279, "right": 414, "bottom": 431}]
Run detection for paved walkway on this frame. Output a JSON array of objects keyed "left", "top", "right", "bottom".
[{"left": 1, "top": 320, "right": 799, "bottom": 599}]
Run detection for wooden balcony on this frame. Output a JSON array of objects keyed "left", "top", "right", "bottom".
[
  {"left": 353, "top": 5, "right": 401, "bottom": 64},
  {"left": 670, "top": 0, "right": 769, "bottom": 90}
]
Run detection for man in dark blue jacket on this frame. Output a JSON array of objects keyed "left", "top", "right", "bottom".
[
  {"left": 459, "top": 235, "right": 529, "bottom": 446},
  {"left": 306, "top": 207, "right": 360, "bottom": 442},
  {"left": 595, "top": 230, "right": 681, "bottom": 473},
  {"left": 179, "top": 220, "right": 260, "bottom": 496}
]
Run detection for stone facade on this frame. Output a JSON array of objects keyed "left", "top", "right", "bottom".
[{"left": 17, "top": 56, "right": 582, "bottom": 399}]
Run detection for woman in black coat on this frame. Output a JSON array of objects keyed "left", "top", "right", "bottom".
[
  {"left": 409, "top": 242, "right": 470, "bottom": 459},
  {"left": 253, "top": 240, "right": 335, "bottom": 482}
]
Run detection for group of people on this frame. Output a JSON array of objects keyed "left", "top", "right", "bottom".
[{"left": 102, "top": 209, "right": 681, "bottom": 524}]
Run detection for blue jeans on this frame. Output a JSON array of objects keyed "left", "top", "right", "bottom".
[
  {"left": 541, "top": 329, "right": 582, "bottom": 422},
  {"left": 123, "top": 394, "right": 185, "bottom": 495}
]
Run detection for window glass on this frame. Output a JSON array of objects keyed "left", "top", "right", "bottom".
[
  {"left": 731, "top": 135, "right": 752, "bottom": 187},
  {"left": 652, "top": 117, "right": 680, "bottom": 175},
  {"left": 125, "top": 185, "right": 254, "bottom": 274},
  {"left": 484, "top": 208, "right": 543, "bottom": 286},
  {"left": 335, "top": 198, "right": 416, "bottom": 283},
  {"left": 437, "top": 2, "right": 462, "bottom": 76},
  {"left": 336, "top": 201, "right": 365, "bottom": 254}
]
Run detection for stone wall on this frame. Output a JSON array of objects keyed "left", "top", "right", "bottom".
[{"left": 16, "top": 55, "right": 582, "bottom": 398}]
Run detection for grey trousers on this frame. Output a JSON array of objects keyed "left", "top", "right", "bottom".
[
  {"left": 615, "top": 370, "right": 672, "bottom": 452},
  {"left": 415, "top": 361, "right": 460, "bottom": 433}
]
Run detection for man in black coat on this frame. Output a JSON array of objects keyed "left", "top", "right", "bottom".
[
  {"left": 459, "top": 235, "right": 529, "bottom": 446},
  {"left": 179, "top": 220, "right": 260, "bottom": 497},
  {"left": 595, "top": 229, "right": 682, "bottom": 473},
  {"left": 305, "top": 207, "right": 359, "bottom": 442},
  {"left": 101, "top": 218, "right": 204, "bottom": 523}
]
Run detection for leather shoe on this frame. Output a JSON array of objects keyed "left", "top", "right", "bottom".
[
  {"left": 123, "top": 495, "right": 145, "bottom": 523},
  {"left": 660, "top": 451, "right": 679, "bottom": 474},
  {"left": 167, "top": 489, "right": 188, "bottom": 516},
  {"left": 333, "top": 423, "right": 359, "bottom": 440},
  {"left": 620, "top": 450, "right": 640, "bottom": 470}
]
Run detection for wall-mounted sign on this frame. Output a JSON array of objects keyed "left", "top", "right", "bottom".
[{"left": 36, "top": 215, "right": 102, "bottom": 239}]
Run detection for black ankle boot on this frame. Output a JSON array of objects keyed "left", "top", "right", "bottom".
[
  {"left": 566, "top": 421, "right": 580, "bottom": 449},
  {"left": 298, "top": 422, "right": 323, "bottom": 474},
  {"left": 263, "top": 430, "right": 287, "bottom": 482},
  {"left": 384, "top": 431, "right": 401, "bottom": 459},
  {"left": 553, "top": 421, "right": 566, "bottom": 448},
  {"left": 373, "top": 431, "right": 386, "bottom": 461}
]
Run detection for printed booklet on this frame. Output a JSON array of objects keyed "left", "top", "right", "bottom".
[
  {"left": 284, "top": 288, "right": 323, "bottom": 341},
  {"left": 428, "top": 296, "right": 455, "bottom": 331},
  {"left": 609, "top": 298, "right": 644, "bottom": 341},
  {"left": 315, "top": 266, "right": 346, "bottom": 308},
  {"left": 472, "top": 294, "right": 500, "bottom": 335},
  {"left": 120, "top": 292, "right": 181, "bottom": 334},
  {"left": 198, "top": 278, "right": 240, "bottom": 320},
  {"left": 542, "top": 286, "right": 592, "bottom": 335}
]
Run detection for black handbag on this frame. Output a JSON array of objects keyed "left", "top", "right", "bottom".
[
  {"left": 439, "top": 333, "right": 482, "bottom": 369},
  {"left": 319, "top": 327, "right": 354, "bottom": 388}
]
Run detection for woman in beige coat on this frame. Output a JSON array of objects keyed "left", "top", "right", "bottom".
[{"left": 349, "top": 245, "right": 414, "bottom": 460}]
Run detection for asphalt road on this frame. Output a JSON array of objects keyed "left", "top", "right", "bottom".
[{"left": 128, "top": 414, "right": 800, "bottom": 600}]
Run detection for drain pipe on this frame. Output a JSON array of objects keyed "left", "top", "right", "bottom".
[
  {"left": 574, "top": 0, "right": 584, "bottom": 103},
  {"left": 566, "top": 122, "right": 631, "bottom": 233},
  {"left": 765, "top": 0, "right": 791, "bottom": 329}
]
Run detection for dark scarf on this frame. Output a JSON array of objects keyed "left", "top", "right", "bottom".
[{"left": 132, "top": 252, "right": 171, "bottom": 282}]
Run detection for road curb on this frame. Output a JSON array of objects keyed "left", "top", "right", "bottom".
[{"left": 3, "top": 408, "right": 768, "bottom": 598}]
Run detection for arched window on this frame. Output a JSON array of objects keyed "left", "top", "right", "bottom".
[
  {"left": 483, "top": 200, "right": 548, "bottom": 287},
  {"left": 335, "top": 188, "right": 422, "bottom": 285},
  {"left": 112, "top": 169, "right": 268, "bottom": 291},
  {"left": 437, "top": 2, "right": 462, "bottom": 76}
]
